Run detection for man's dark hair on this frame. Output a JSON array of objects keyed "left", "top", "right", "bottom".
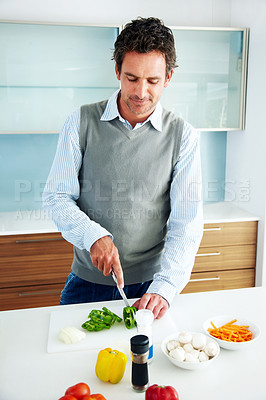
[{"left": 113, "top": 17, "right": 177, "bottom": 75}]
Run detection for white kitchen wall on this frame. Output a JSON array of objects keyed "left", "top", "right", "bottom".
[
  {"left": 227, "top": 0, "right": 266, "bottom": 287},
  {"left": 0, "top": 0, "right": 231, "bottom": 27}
]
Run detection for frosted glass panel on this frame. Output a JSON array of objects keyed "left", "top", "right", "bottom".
[
  {"left": 160, "top": 29, "right": 248, "bottom": 130},
  {"left": 0, "top": 22, "right": 119, "bottom": 132},
  {"left": 0, "top": 87, "right": 117, "bottom": 132}
]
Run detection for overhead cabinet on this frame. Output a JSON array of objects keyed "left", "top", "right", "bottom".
[
  {"left": 161, "top": 27, "right": 249, "bottom": 130},
  {"left": 0, "top": 22, "right": 120, "bottom": 133},
  {"left": 0, "top": 22, "right": 248, "bottom": 133}
]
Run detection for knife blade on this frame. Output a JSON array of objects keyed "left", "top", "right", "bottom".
[{"left": 111, "top": 270, "right": 130, "bottom": 307}]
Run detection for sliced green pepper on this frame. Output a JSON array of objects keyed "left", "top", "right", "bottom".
[
  {"left": 81, "top": 320, "right": 101, "bottom": 331},
  {"left": 90, "top": 310, "right": 114, "bottom": 325},
  {"left": 81, "top": 307, "right": 122, "bottom": 332},
  {"left": 123, "top": 306, "right": 137, "bottom": 329},
  {"left": 102, "top": 307, "right": 122, "bottom": 323}
]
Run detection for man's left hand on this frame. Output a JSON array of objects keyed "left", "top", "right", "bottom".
[{"left": 132, "top": 293, "right": 169, "bottom": 319}]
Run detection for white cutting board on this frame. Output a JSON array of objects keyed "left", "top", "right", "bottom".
[{"left": 47, "top": 303, "right": 177, "bottom": 353}]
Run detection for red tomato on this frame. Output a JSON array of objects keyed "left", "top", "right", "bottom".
[
  {"left": 81, "top": 395, "right": 106, "bottom": 400},
  {"left": 145, "top": 384, "right": 179, "bottom": 400},
  {"left": 58, "top": 396, "right": 77, "bottom": 400},
  {"left": 65, "top": 383, "right": 91, "bottom": 399}
]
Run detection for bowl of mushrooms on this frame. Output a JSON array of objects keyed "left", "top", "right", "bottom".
[{"left": 161, "top": 331, "right": 220, "bottom": 370}]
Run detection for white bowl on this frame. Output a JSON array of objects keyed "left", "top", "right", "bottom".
[
  {"left": 203, "top": 315, "right": 261, "bottom": 350},
  {"left": 161, "top": 332, "right": 220, "bottom": 370}
]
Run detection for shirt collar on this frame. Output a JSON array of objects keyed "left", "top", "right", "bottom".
[{"left": 100, "top": 89, "right": 163, "bottom": 132}]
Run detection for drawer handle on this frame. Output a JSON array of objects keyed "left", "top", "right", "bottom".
[
  {"left": 203, "top": 227, "right": 221, "bottom": 232},
  {"left": 19, "top": 290, "right": 61, "bottom": 296},
  {"left": 189, "top": 277, "right": 220, "bottom": 283},
  {"left": 15, "top": 238, "right": 63, "bottom": 243},
  {"left": 196, "top": 252, "right": 221, "bottom": 257}
]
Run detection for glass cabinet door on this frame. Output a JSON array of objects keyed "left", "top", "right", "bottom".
[
  {"left": 0, "top": 22, "right": 120, "bottom": 133},
  {"left": 0, "top": 23, "right": 249, "bottom": 133},
  {"left": 160, "top": 27, "right": 249, "bottom": 131}
]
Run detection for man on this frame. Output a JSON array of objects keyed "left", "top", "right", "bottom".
[{"left": 43, "top": 17, "right": 203, "bottom": 319}]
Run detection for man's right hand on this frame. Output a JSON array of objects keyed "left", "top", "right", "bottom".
[{"left": 90, "top": 236, "right": 124, "bottom": 288}]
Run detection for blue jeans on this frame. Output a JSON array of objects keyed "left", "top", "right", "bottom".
[{"left": 60, "top": 271, "right": 152, "bottom": 305}]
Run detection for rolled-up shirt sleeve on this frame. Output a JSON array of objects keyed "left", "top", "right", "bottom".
[
  {"left": 42, "top": 109, "right": 112, "bottom": 251},
  {"left": 147, "top": 121, "right": 204, "bottom": 305}
]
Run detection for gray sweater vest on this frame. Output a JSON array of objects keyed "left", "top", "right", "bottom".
[{"left": 71, "top": 100, "right": 184, "bottom": 285}]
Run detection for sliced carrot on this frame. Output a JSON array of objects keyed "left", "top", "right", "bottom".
[
  {"left": 208, "top": 319, "right": 253, "bottom": 342},
  {"left": 211, "top": 321, "right": 217, "bottom": 329}
]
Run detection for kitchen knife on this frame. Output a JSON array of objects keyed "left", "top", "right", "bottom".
[{"left": 111, "top": 270, "right": 130, "bottom": 307}]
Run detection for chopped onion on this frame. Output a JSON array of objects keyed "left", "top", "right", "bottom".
[{"left": 59, "top": 327, "right": 86, "bottom": 344}]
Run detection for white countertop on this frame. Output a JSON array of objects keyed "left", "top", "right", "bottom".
[
  {"left": 0, "top": 287, "right": 265, "bottom": 400},
  {"left": 203, "top": 201, "right": 259, "bottom": 223},
  {"left": 0, "top": 202, "right": 259, "bottom": 236},
  {"left": 0, "top": 209, "right": 58, "bottom": 235}
]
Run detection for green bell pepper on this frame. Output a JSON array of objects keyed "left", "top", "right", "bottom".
[{"left": 123, "top": 306, "right": 137, "bottom": 329}]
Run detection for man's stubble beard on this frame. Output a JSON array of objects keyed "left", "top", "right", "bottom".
[{"left": 125, "top": 96, "right": 155, "bottom": 116}]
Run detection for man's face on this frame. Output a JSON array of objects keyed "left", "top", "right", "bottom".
[{"left": 115, "top": 50, "right": 173, "bottom": 127}]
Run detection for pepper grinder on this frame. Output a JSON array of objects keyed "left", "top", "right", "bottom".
[{"left": 130, "top": 334, "right": 149, "bottom": 392}]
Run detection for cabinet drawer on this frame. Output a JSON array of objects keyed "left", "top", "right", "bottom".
[
  {"left": 0, "top": 253, "right": 72, "bottom": 288},
  {"left": 200, "top": 221, "right": 257, "bottom": 247},
  {"left": 193, "top": 244, "right": 256, "bottom": 272},
  {"left": 0, "top": 283, "right": 64, "bottom": 311},
  {"left": 0, "top": 232, "right": 73, "bottom": 258},
  {"left": 181, "top": 268, "right": 255, "bottom": 294}
]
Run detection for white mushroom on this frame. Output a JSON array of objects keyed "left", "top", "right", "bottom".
[
  {"left": 178, "top": 331, "right": 192, "bottom": 344},
  {"left": 198, "top": 351, "right": 209, "bottom": 362},
  {"left": 192, "top": 333, "right": 207, "bottom": 349},
  {"left": 167, "top": 339, "right": 180, "bottom": 352},
  {"left": 204, "top": 341, "right": 219, "bottom": 357},
  {"left": 183, "top": 343, "right": 194, "bottom": 353},
  {"left": 165, "top": 331, "right": 219, "bottom": 365},
  {"left": 191, "top": 348, "right": 200, "bottom": 358},
  {"left": 169, "top": 346, "right": 185, "bottom": 361},
  {"left": 184, "top": 352, "right": 199, "bottom": 363}
]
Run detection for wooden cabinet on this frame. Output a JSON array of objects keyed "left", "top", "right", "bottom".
[
  {"left": 182, "top": 221, "right": 257, "bottom": 294},
  {"left": 0, "top": 218, "right": 258, "bottom": 310},
  {"left": 0, "top": 232, "right": 73, "bottom": 311}
]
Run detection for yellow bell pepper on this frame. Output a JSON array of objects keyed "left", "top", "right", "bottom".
[{"left": 95, "top": 347, "right": 127, "bottom": 384}]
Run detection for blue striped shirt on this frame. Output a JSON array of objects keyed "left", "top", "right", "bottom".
[{"left": 43, "top": 90, "right": 203, "bottom": 305}]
